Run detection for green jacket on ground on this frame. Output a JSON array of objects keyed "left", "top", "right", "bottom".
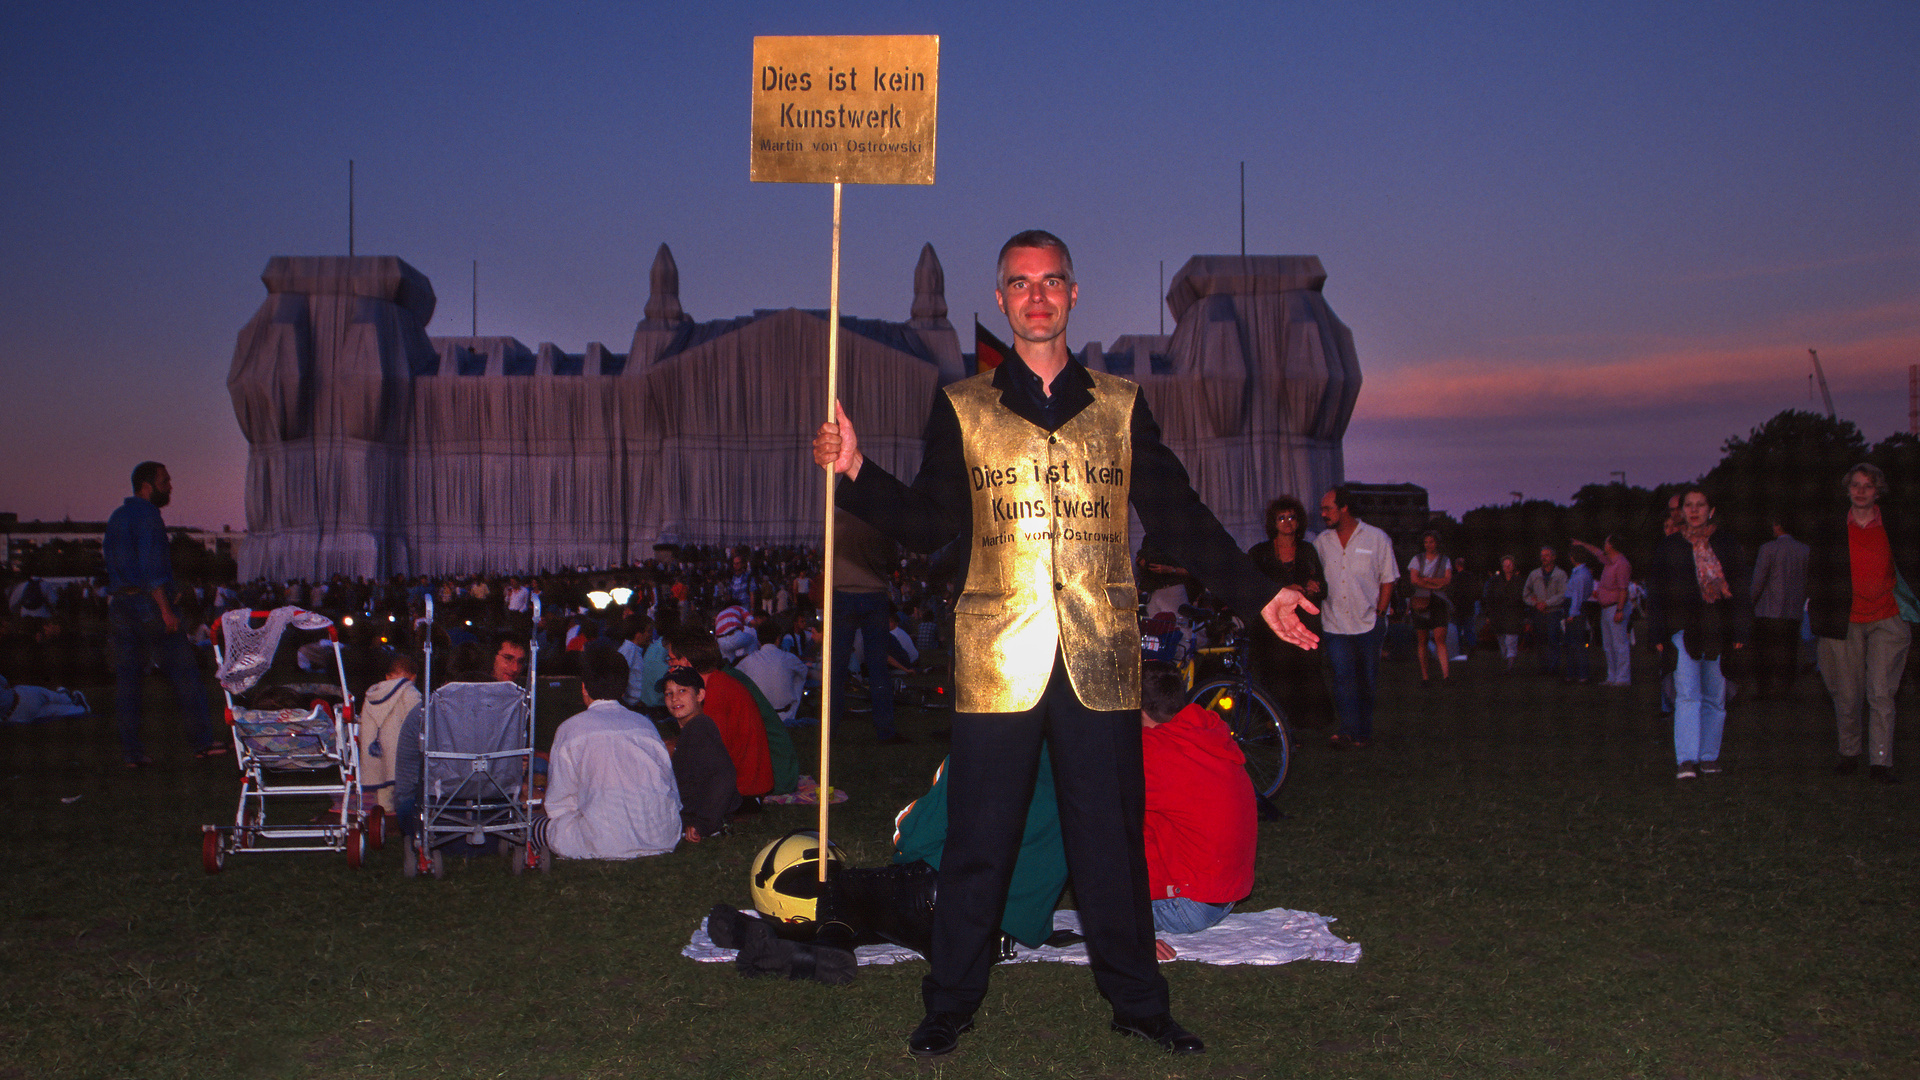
[{"left": 891, "top": 745, "right": 1067, "bottom": 948}]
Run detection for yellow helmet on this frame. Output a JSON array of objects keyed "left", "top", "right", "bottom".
[{"left": 749, "top": 829, "right": 847, "bottom": 926}]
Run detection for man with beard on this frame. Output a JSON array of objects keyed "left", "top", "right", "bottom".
[{"left": 104, "top": 462, "right": 220, "bottom": 766}]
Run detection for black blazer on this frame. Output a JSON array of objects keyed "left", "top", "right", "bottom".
[
  {"left": 1647, "top": 529, "right": 1751, "bottom": 660},
  {"left": 1805, "top": 502, "right": 1920, "bottom": 641}
]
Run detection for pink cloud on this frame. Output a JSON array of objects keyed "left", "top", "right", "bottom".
[{"left": 1360, "top": 301, "right": 1920, "bottom": 421}]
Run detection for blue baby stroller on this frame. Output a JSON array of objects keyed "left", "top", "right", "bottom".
[{"left": 403, "top": 594, "right": 548, "bottom": 877}]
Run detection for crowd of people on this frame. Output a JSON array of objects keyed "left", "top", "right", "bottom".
[
  {"left": 1162, "top": 469, "right": 1913, "bottom": 787},
  {"left": 6, "top": 467, "right": 1912, "bottom": 791},
  {"left": 2, "top": 540, "right": 944, "bottom": 696}
]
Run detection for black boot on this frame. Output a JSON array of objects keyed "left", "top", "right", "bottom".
[
  {"left": 820, "top": 860, "right": 938, "bottom": 956},
  {"left": 705, "top": 903, "right": 747, "bottom": 949},
  {"left": 733, "top": 910, "right": 856, "bottom": 985}
]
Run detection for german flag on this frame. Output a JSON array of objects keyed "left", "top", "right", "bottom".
[{"left": 974, "top": 319, "right": 1010, "bottom": 372}]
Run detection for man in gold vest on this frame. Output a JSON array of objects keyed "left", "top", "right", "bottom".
[{"left": 814, "top": 230, "right": 1317, "bottom": 1058}]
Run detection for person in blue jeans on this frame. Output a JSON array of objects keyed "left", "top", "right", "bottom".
[
  {"left": 1312, "top": 487, "right": 1398, "bottom": 748},
  {"left": 104, "top": 462, "right": 218, "bottom": 767},
  {"left": 1561, "top": 550, "right": 1595, "bottom": 683},
  {"left": 830, "top": 510, "right": 907, "bottom": 744},
  {"left": 1647, "top": 486, "right": 1750, "bottom": 780}
]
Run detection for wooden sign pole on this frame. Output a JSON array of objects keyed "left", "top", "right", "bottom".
[{"left": 817, "top": 180, "right": 842, "bottom": 868}]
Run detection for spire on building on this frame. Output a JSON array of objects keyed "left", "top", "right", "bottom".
[
  {"left": 911, "top": 242, "right": 946, "bottom": 321},
  {"left": 645, "top": 243, "right": 688, "bottom": 323}
]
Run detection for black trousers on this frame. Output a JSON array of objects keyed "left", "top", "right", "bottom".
[
  {"left": 924, "top": 651, "right": 1167, "bottom": 1019},
  {"left": 1752, "top": 616, "right": 1801, "bottom": 696},
  {"left": 1250, "top": 629, "right": 1337, "bottom": 729}
]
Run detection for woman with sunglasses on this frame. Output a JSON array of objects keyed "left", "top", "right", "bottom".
[{"left": 1246, "top": 496, "right": 1337, "bottom": 731}]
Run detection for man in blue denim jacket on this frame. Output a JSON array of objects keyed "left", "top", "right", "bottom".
[{"left": 104, "top": 461, "right": 219, "bottom": 766}]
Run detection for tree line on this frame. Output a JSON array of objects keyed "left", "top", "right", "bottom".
[{"left": 1447, "top": 409, "right": 1919, "bottom": 576}]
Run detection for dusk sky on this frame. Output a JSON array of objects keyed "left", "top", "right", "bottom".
[{"left": 2, "top": 1, "right": 1914, "bottom": 533}]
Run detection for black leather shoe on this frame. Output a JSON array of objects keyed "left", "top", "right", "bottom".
[
  {"left": 1111, "top": 1012, "right": 1205, "bottom": 1054},
  {"left": 908, "top": 1012, "right": 974, "bottom": 1057}
]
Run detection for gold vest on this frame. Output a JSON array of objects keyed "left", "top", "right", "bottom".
[{"left": 946, "top": 369, "right": 1140, "bottom": 714}]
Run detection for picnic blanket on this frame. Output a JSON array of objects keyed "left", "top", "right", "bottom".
[{"left": 684, "top": 906, "right": 1361, "bottom": 967}]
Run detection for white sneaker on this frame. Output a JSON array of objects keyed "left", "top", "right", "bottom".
[{"left": 1676, "top": 762, "right": 1698, "bottom": 780}]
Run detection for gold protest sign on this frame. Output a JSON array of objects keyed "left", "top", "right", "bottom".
[{"left": 751, "top": 35, "right": 938, "bottom": 185}]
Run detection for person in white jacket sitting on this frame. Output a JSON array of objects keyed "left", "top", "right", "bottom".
[
  {"left": 530, "top": 647, "right": 682, "bottom": 859},
  {"left": 734, "top": 620, "right": 810, "bottom": 724},
  {"left": 358, "top": 653, "right": 421, "bottom": 814}
]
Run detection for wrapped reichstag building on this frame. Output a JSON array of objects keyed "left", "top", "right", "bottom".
[{"left": 229, "top": 246, "right": 1358, "bottom": 580}]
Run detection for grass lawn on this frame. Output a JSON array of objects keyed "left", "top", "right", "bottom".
[{"left": 3, "top": 647, "right": 1915, "bottom": 1079}]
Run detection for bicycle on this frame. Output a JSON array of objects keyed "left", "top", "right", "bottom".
[{"left": 1147, "top": 606, "right": 1291, "bottom": 803}]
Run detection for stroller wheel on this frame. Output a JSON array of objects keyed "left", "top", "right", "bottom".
[
  {"left": 537, "top": 843, "right": 553, "bottom": 874},
  {"left": 201, "top": 829, "right": 226, "bottom": 874},
  {"left": 402, "top": 834, "right": 420, "bottom": 878},
  {"left": 502, "top": 838, "right": 525, "bottom": 876},
  {"left": 238, "top": 806, "right": 263, "bottom": 850},
  {"left": 345, "top": 825, "right": 365, "bottom": 869},
  {"left": 366, "top": 806, "right": 387, "bottom": 850},
  {"left": 430, "top": 847, "right": 446, "bottom": 879}
]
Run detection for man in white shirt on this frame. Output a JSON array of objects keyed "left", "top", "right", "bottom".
[
  {"left": 850, "top": 610, "right": 925, "bottom": 684},
  {"left": 531, "top": 647, "right": 682, "bottom": 859},
  {"left": 888, "top": 611, "right": 921, "bottom": 667},
  {"left": 1312, "top": 486, "right": 1398, "bottom": 748},
  {"left": 734, "top": 620, "right": 810, "bottom": 723}
]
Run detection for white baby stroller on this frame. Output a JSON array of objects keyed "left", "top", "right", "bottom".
[
  {"left": 404, "top": 594, "right": 548, "bottom": 877},
  {"left": 200, "top": 606, "right": 382, "bottom": 873}
]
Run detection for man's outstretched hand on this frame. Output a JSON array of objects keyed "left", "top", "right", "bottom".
[
  {"left": 811, "top": 400, "right": 863, "bottom": 480},
  {"left": 1261, "top": 586, "right": 1320, "bottom": 650}
]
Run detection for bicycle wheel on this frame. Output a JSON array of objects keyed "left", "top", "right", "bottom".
[{"left": 1191, "top": 679, "right": 1290, "bottom": 799}]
